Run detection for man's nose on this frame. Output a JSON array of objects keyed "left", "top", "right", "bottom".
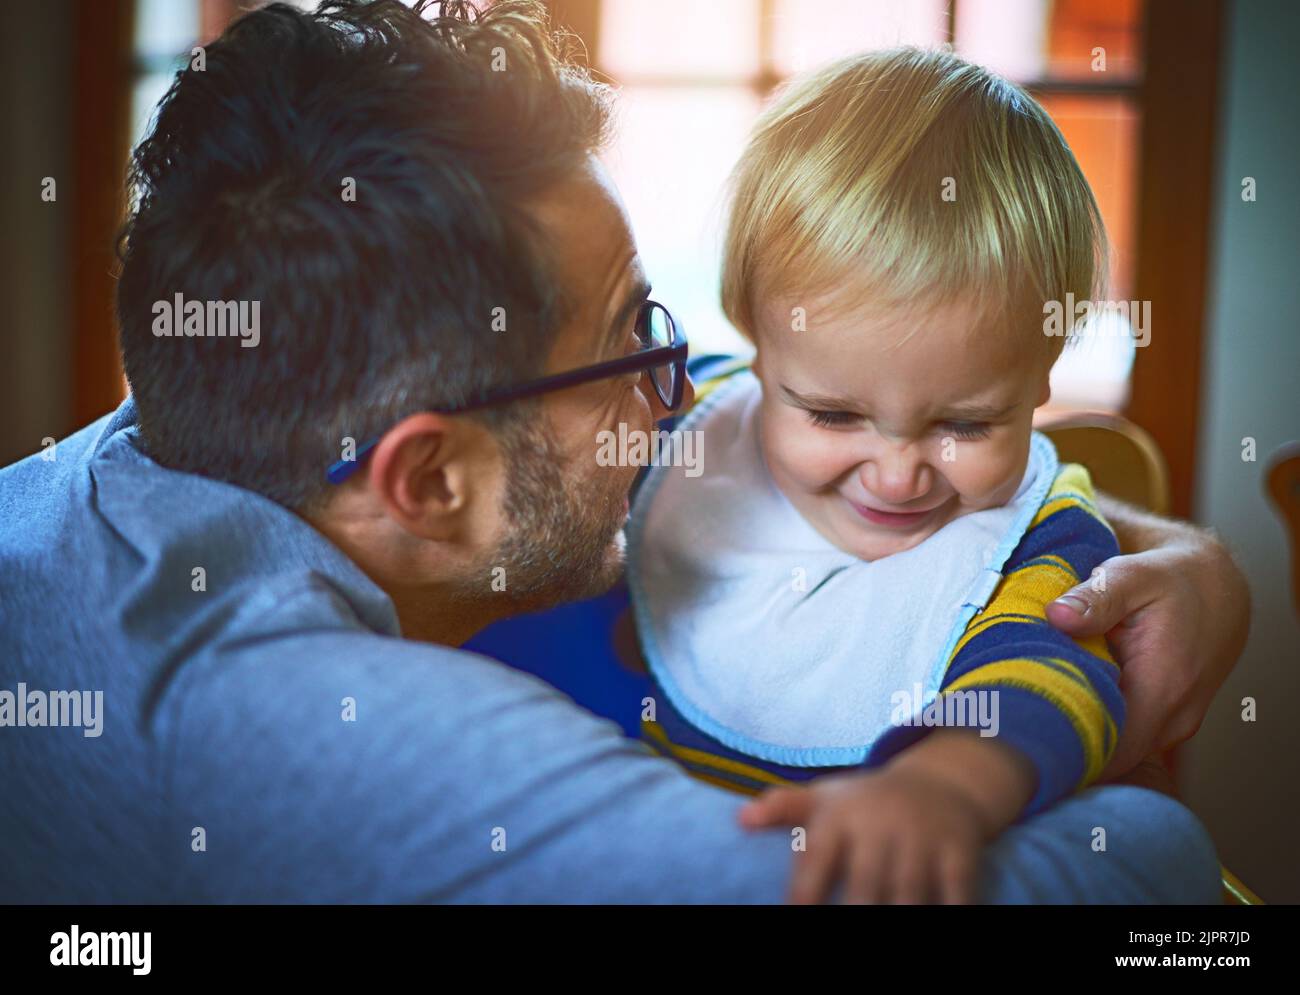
[{"left": 860, "top": 442, "right": 931, "bottom": 505}]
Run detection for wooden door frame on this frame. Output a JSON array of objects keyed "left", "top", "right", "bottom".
[
  {"left": 70, "top": 0, "right": 134, "bottom": 425},
  {"left": 1126, "top": 0, "right": 1225, "bottom": 519}
]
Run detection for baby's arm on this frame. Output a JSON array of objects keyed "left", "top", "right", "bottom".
[
  {"left": 872, "top": 462, "right": 1126, "bottom": 816},
  {"left": 884, "top": 728, "right": 1037, "bottom": 835}
]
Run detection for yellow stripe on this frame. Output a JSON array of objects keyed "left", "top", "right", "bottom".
[
  {"left": 951, "top": 559, "right": 1087, "bottom": 658},
  {"left": 641, "top": 720, "right": 791, "bottom": 789},
  {"left": 683, "top": 768, "right": 764, "bottom": 797}
]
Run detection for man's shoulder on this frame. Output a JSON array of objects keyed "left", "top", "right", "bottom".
[
  {"left": 164, "top": 607, "right": 627, "bottom": 800},
  {"left": 194, "top": 611, "right": 558, "bottom": 708},
  {"left": 0, "top": 407, "right": 123, "bottom": 527}
]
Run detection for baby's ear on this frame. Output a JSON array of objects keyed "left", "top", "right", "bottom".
[{"left": 1034, "top": 358, "right": 1053, "bottom": 407}]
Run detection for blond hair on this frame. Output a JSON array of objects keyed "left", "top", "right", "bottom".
[{"left": 721, "top": 47, "right": 1107, "bottom": 350}]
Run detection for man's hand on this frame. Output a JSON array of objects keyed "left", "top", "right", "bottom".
[{"left": 1044, "top": 496, "right": 1250, "bottom": 780}]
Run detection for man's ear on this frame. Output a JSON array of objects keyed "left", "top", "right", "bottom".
[{"left": 367, "top": 413, "right": 485, "bottom": 540}]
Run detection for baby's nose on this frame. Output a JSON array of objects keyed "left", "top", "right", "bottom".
[{"left": 861, "top": 449, "right": 931, "bottom": 506}]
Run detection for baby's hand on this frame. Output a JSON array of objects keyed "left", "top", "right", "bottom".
[{"left": 738, "top": 765, "right": 994, "bottom": 904}]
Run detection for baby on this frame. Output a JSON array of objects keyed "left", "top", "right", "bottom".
[{"left": 625, "top": 47, "right": 1124, "bottom": 903}]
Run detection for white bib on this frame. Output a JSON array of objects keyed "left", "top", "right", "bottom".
[{"left": 626, "top": 370, "right": 1058, "bottom": 767}]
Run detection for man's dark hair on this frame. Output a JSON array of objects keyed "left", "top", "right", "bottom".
[{"left": 116, "top": 0, "right": 612, "bottom": 510}]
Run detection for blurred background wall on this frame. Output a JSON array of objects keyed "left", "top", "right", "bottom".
[
  {"left": 1, "top": 1, "right": 75, "bottom": 471},
  {"left": 1185, "top": 0, "right": 1300, "bottom": 906}
]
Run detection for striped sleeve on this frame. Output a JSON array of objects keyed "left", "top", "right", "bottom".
[{"left": 869, "top": 463, "right": 1126, "bottom": 818}]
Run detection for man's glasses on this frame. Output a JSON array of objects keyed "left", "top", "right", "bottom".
[{"left": 326, "top": 299, "right": 688, "bottom": 484}]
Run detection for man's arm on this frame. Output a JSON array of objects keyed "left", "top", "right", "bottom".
[
  {"left": 1045, "top": 493, "right": 1251, "bottom": 778},
  {"left": 171, "top": 623, "right": 1220, "bottom": 903},
  {"left": 169, "top": 627, "right": 794, "bottom": 904}
]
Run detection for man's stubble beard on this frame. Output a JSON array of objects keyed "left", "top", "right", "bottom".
[{"left": 463, "top": 415, "right": 629, "bottom": 616}]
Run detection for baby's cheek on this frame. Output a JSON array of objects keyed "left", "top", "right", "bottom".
[
  {"left": 947, "top": 440, "right": 1028, "bottom": 507},
  {"left": 762, "top": 410, "right": 826, "bottom": 483},
  {"left": 786, "top": 433, "right": 858, "bottom": 493}
]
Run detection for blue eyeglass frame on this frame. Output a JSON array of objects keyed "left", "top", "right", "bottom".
[{"left": 326, "top": 299, "right": 688, "bottom": 484}]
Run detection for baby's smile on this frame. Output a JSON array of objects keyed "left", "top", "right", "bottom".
[{"left": 844, "top": 492, "right": 954, "bottom": 531}]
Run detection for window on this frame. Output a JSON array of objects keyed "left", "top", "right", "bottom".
[{"left": 131, "top": 0, "right": 199, "bottom": 152}]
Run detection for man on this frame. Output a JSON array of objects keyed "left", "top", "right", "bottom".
[{"left": 0, "top": 0, "right": 1246, "bottom": 902}]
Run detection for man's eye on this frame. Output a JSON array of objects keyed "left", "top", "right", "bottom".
[
  {"left": 807, "top": 409, "right": 860, "bottom": 428},
  {"left": 626, "top": 329, "right": 647, "bottom": 356},
  {"left": 941, "top": 421, "right": 991, "bottom": 441},
  {"left": 618, "top": 331, "right": 647, "bottom": 386}
]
